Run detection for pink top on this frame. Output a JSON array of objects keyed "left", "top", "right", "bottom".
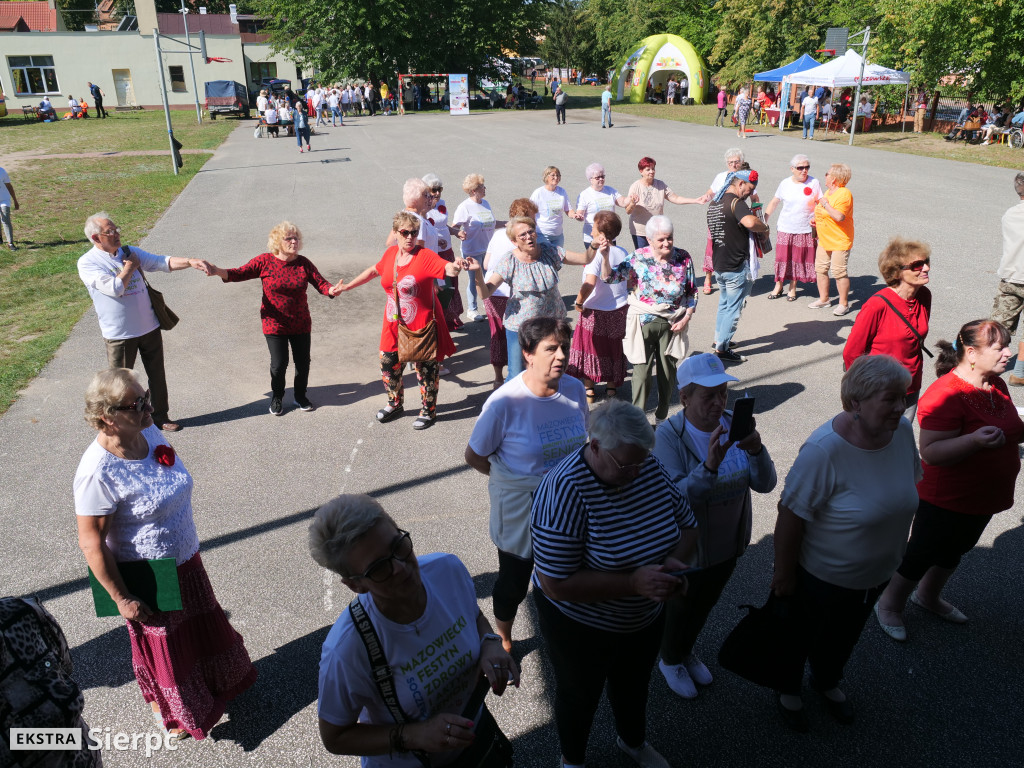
[{"left": 717, "top": 90, "right": 727, "bottom": 108}]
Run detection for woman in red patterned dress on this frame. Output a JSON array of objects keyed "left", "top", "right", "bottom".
[{"left": 206, "top": 221, "right": 342, "bottom": 416}]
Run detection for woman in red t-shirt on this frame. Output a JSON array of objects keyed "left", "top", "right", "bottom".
[
  {"left": 843, "top": 238, "right": 932, "bottom": 407},
  {"left": 339, "top": 211, "right": 465, "bottom": 430},
  {"left": 207, "top": 221, "right": 341, "bottom": 416},
  {"left": 875, "top": 319, "right": 1023, "bottom": 641}
]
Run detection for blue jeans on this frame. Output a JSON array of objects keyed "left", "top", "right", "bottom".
[
  {"left": 602, "top": 105, "right": 611, "bottom": 127},
  {"left": 631, "top": 234, "right": 649, "bottom": 250},
  {"left": 713, "top": 267, "right": 752, "bottom": 350},
  {"left": 505, "top": 328, "right": 524, "bottom": 381},
  {"left": 803, "top": 114, "right": 815, "bottom": 138},
  {"left": 331, "top": 107, "right": 343, "bottom": 126}
]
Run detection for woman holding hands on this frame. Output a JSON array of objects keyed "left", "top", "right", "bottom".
[
  {"left": 625, "top": 157, "right": 709, "bottom": 250},
  {"left": 204, "top": 221, "right": 342, "bottom": 416},
  {"left": 530, "top": 166, "right": 583, "bottom": 248},
  {"left": 338, "top": 211, "right": 466, "bottom": 430}
]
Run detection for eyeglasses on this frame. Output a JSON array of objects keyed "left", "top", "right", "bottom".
[
  {"left": 515, "top": 232, "right": 536, "bottom": 241},
  {"left": 727, "top": 160, "right": 742, "bottom": 167},
  {"left": 794, "top": 165, "right": 810, "bottom": 171},
  {"left": 98, "top": 226, "right": 120, "bottom": 236},
  {"left": 114, "top": 390, "right": 151, "bottom": 412},
  {"left": 397, "top": 229, "right": 419, "bottom": 238},
  {"left": 349, "top": 530, "right": 414, "bottom": 582},
  {"left": 902, "top": 258, "right": 930, "bottom": 272},
  {"left": 604, "top": 446, "right": 649, "bottom": 472}
]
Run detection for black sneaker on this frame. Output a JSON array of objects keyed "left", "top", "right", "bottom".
[
  {"left": 269, "top": 396, "right": 284, "bottom": 416},
  {"left": 295, "top": 396, "right": 315, "bottom": 412},
  {"left": 716, "top": 348, "right": 746, "bottom": 363}
]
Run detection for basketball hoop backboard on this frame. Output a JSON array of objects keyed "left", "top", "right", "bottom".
[{"left": 825, "top": 28, "right": 848, "bottom": 56}]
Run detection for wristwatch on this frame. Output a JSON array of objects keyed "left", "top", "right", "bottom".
[{"left": 481, "top": 632, "right": 503, "bottom": 644}]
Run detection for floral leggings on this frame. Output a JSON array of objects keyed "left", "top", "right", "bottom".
[{"left": 379, "top": 351, "right": 439, "bottom": 418}]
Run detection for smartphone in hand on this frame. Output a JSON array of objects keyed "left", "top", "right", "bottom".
[{"left": 728, "top": 395, "right": 755, "bottom": 443}]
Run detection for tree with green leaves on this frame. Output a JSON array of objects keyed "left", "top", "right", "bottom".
[{"left": 252, "top": 0, "right": 544, "bottom": 86}]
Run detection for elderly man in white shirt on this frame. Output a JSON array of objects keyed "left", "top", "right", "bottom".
[{"left": 77, "top": 212, "right": 209, "bottom": 431}]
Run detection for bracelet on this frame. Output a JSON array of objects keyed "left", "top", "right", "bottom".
[{"left": 389, "top": 723, "right": 407, "bottom": 755}]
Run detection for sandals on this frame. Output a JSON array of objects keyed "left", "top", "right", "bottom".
[
  {"left": 786, "top": 292, "right": 798, "bottom": 302},
  {"left": 376, "top": 405, "right": 404, "bottom": 423},
  {"left": 412, "top": 414, "right": 436, "bottom": 430},
  {"left": 585, "top": 388, "right": 597, "bottom": 404},
  {"left": 767, "top": 291, "right": 783, "bottom": 300},
  {"left": 703, "top": 277, "right": 713, "bottom": 295}
]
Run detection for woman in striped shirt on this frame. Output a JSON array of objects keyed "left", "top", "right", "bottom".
[{"left": 531, "top": 400, "right": 698, "bottom": 768}]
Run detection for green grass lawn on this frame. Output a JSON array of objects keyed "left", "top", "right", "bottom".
[{"left": 0, "top": 109, "right": 235, "bottom": 414}]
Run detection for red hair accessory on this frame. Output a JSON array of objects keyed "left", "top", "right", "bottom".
[
  {"left": 154, "top": 445, "right": 176, "bottom": 467},
  {"left": 748, "top": 170, "right": 758, "bottom": 183}
]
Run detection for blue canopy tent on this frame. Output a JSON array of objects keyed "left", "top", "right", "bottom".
[
  {"left": 753, "top": 54, "right": 821, "bottom": 82},
  {"left": 753, "top": 54, "right": 820, "bottom": 129}
]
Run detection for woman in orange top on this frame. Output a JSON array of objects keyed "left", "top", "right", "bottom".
[{"left": 810, "top": 163, "right": 854, "bottom": 316}]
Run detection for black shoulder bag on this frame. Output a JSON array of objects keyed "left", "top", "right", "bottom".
[
  {"left": 348, "top": 598, "right": 513, "bottom": 768},
  {"left": 873, "top": 292, "right": 933, "bottom": 358}
]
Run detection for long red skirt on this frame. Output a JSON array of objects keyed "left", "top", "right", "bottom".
[
  {"left": 127, "top": 552, "right": 257, "bottom": 739},
  {"left": 485, "top": 296, "right": 508, "bottom": 366},
  {"left": 773, "top": 231, "right": 817, "bottom": 282},
  {"left": 566, "top": 305, "right": 627, "bottom": 386}
]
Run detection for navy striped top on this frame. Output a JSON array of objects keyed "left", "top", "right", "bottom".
[{"left": 530, "top": 447, "right": 696, "bottom": 632}]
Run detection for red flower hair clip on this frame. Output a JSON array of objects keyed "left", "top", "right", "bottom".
[
  {"left": 153, "top": 445, "right": 176, "bottom": 467},
  {"left": 748, "top": 170, "right": 758, "bottom": 183}
]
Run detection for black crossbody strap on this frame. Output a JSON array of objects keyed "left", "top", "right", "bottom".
[
  {"left": 874, "top": 292, "right": 934, "bottom": 358},
  {"left": 348, "top": 598, "right": 432, "bottom": 768}
]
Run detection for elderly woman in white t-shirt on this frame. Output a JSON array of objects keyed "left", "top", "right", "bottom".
[
  {"left": 453, "top": 173, "right": 502, "bottom": 323},
  {"left": 763, "top": 154, "right": 821, "bottom": 301},
  {"left": 567, "top": 210, "right": 629, "bottom": 403},
  {"left": 530, "top": 165, "right": 583, "bottom": 249},
  {"left": 770, "top": 355, "right": 920, "bottom": 731},
  {"left": 575, "top": 162, "right": 631, "bottom": 251},
  {"left": 465, "top": 316, "right": 589, "bottom": 651}
]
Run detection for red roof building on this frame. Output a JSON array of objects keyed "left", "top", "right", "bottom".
[{"left": 0, "top": 1, "right": 63, "bottom": 32}]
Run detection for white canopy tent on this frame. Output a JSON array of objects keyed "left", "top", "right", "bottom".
[{"left": 779, "top": 49, "right": 911, "bottom": 140}]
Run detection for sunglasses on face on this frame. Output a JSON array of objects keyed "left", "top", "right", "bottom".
[
  {"left": 902, "top": 258, "right": 930, "bottom": 272},
  {"left": 350, "top": 530, "right": 414, "bottom": 582},
  {"left": 114, "top": 390, "right": 151, "bottom": 412},
  {"left": 593, "top": 175, "right": 606, "bottom": 179},
  {"left": 794, "top": 165, "right": 810, "bottom": 171},
  {"left": 397, "top": 229, "right": 419, "bottom": 238}
]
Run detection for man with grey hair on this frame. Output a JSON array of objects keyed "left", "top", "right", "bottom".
[
  {"left": 991, "top": 171, "right": 1024, "bottom": 385},
  {"left": 77, "top": 212, "right": 208, "bottom": 431}
]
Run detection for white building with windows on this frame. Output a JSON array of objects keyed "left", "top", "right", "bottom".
[{"left": 0, "top": 0, "right": 302, "bottom": 112}]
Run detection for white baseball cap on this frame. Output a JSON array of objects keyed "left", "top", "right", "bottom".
[{"left": 676, "top": 353, "right": 739, "bottom": 390}]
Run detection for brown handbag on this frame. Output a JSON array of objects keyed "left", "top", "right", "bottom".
[
  {"left": 141, "top": 269, "right": 179, "bottom": 331},
  {"left": 393, "top": 253, "right": 438, "bottom": 363}
]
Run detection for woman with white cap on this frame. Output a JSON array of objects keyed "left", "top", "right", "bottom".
[{"left": 653, "top": 353, "right": 776, "bottom": 699}]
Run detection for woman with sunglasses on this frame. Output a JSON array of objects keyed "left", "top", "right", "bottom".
[
  {"left": 74, "top": 368, "right": 257, "bottom": 741},
  {"left": 203, "top": 221, "right": 342, "bottom": 416},
  {"left": 313, "top": 495, "right": 520, "bottom": 766},
  {"left": 763, "top": 154, "right": 821, "bottom": 301},
  {"left": 843, "top": 238, "right": 932, "bottom": 408},
  {"left": 337, "top": 211, "right": 466, "bottom": 430}
]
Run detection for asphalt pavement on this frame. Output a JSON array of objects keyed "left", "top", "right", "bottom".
[{"left": 1, "top": 104, "right": 1022, "bottom": 768}]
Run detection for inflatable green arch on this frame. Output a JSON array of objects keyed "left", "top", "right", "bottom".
[{"left": 610, "top": 33, "right": 711, "bottom": 105}]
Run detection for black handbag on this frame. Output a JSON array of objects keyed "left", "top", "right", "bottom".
[
  {"left": 349, "top": 598, "right": 513, "bottom": 768},
  {"left": 718, "top": 592, "right": 803, "bottom": 691}
]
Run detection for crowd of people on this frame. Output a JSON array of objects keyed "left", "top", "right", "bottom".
[{"left": 13, "top": 129, "right": 1020, "bottom": 768}]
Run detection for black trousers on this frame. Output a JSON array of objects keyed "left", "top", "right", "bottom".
[
  {"left": 95, "top": 96, "right": 107, "bottom": 117},
  {"left": 493, "top": 549, "right": 534, "bottom": 622},
  {"left": 265, "top": 333, "right": 311, "bottom": 399},
  {"left": 779, "top": 566, "right": 887, "bottom": 695},
  {"left": 555, "top": 104, "right": 566, "bottom": 123},
  {"left": 660, "top": 557, "right": 737, "bottom": 663},
  {"left": 535, "top": 590, "right": 663, "bottom": 764},
  {"left": 897, "top": 499, "right": 993, "bottom": 581}
]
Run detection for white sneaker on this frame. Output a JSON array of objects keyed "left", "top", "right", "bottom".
[
  {"left": 616, "top": 738, "right": 670, "bottom": 768},
  {"left": 683, "top": 654, "right": 713, "bottom": 686},
  {"left": 658, "top": 659, "right": 697, "bottom": 699}
]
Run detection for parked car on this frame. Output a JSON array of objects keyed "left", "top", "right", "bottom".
[{"left": 204, "top": 80, "right": 250, "bottom": 119}]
